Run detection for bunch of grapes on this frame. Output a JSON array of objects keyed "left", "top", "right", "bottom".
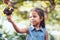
[
  {"left": 3, "top": 0, "right": 17, "bottom": 16},
  {"left": 3, "top": 7, "right": 14, "bottom": 16}
]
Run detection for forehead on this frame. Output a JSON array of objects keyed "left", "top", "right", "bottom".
[{"left": 29, "top": 11, "right": 38, "bottom": 16}]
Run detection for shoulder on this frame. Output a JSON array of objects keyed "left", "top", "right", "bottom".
[
  {"left": 42, "top": 27, "right": 46, "bottom": 32},
  {"left": 41, "top": 27, "right": 46, "bottom": 34}
]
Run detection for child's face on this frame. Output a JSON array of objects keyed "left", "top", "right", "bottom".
[{"left": 29, "top": 11, "right": 41, "bottom": 26}]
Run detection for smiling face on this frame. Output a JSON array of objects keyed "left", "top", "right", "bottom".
[{"left": 29, "top": 10, "right": 42, "bottom": 26}]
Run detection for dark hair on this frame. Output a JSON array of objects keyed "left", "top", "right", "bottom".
[{"left": 31, "top": 8, "right": 45, "bottom": 28}]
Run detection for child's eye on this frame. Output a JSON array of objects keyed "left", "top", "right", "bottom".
[
  {"left": 29, "top": 16, "right": 37, "bottom": 18},
  {"left": 33, "top": 16, "right": 36, "bottom": 18}
]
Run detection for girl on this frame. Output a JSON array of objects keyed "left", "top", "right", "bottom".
[{"left": 6, "top": 8, "right": 48, "bottom": 40}]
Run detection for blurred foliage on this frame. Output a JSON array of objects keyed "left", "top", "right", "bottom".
[
  {"left": 48, "top": 33, "right": 55, "bottom": 40},
  {"left": 0, "top": 24, "right": 26, "bottom": 40},
  {"left": 0, "top": 0, "right": 60, "bottom": 40}
]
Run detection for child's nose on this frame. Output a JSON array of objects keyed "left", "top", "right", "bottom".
[{"left": 31, "top": 17, "right": 34, "bottom": 20}]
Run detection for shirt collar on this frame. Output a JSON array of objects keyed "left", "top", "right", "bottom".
[{"left": 30, "top": 25, "right": 43, "bottom": 32}]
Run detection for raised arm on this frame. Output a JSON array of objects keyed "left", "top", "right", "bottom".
[{"left": 7, "top": 15, "right": 28, "bottom": 33}]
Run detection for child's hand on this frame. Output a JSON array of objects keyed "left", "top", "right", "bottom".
[{"left": 7, "top": 15, "right": 13, "bottom": 22}]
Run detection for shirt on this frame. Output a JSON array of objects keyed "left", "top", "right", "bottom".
[{"left": 26, "top": 25, "right": 46, "bottom": 40}]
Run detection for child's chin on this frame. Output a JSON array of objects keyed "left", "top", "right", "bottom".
[{"left": 31, "top": 24, "right": 36, "bottom": 26}]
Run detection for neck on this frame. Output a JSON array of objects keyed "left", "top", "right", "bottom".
[{"left": 33, "top": 24, "right": 40, "bottom": 30}]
